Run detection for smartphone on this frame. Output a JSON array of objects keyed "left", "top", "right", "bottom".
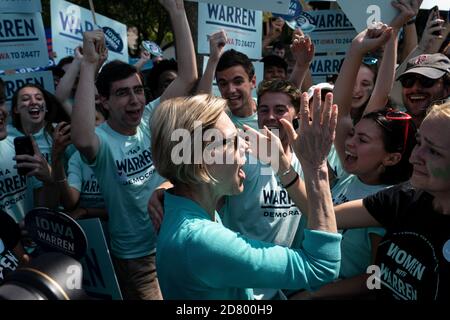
[
  {"left": 431, "top": 6, "right": 441, "bottom": 36},
  {"left": 293, "top": 118, "right": 299, "bottom": 130},
  {"left": 13, "top": 136, "right": 34, "bottom": 176}
]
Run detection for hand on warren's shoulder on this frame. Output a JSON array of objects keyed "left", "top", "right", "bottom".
[
  {"left": 82, "top": 30, "right": 106, "bottom": 65},
  {"left": 280, "top": 89, "right": 337, "bottom": 171},
  {"left": 148, "top": 181, "right": 173, "bottom": 233}
]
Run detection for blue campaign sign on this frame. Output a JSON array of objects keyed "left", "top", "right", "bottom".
[
  {"left": 198, "top": 2, "right": 262, "bottom": 59},
  {"left": 308, "top": 10, "right": 357, "bottom": 53},
  {"left": 78, "top": 219, "right": 122, "bottom": 300},
  {"left": 0, "top": 13, "right": 49, "bottom": 69},
  {"left": 0, "top": 0, "right": 42, "bottom": 13},
  {"left": 188, "top": 0, "right": 290, "bottom": 15},
  {"left": 310, "top": 53, "right": 345, "bottom": 83},
  {"left": 50, "top": 0, "right": 128, "bottom": 64},
  {"left": 0, "top": 71, "right": 54, "bottom": 109}
]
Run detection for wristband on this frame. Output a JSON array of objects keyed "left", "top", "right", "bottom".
[
  {"left": 406, "top": 17, "right": 416, "bottom": 25},
  {"left": 282, "top": 173, "right": 299, "bottom": 189}
]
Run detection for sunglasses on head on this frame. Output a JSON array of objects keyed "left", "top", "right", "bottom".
[
  {"left": 385, "top": 110, "right": 412, "bottom": 121},
  {"left": 386, "top": 110, "right": 412, "bottom": 154},
  {"left": 400, "top": 75, "right": 437, "bottom": 88},
  {"left": 362, "top": 57, "right": 378, "bottom": 65}
]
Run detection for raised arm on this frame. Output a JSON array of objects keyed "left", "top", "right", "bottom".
[
  {"left": 71, "top": 30, "right": 105, "bottom": 163},
  {"left": 288, "top": 29, "right": 314, "bottom": 91},
  {"left": 134, "top": 50, "right": 151, "bottom": 72},
  {"left": 54, "top": 47, "right": 83, "bottom": 116},
  {"left": 283, "top": 90, "right": 338, "bottom": 233},
  {"left": 365, "top": 0, "right": 419, "bottom": 114},
  {"left": 51, "top": 122, "right": 80, "bottom": 210},
  {"left": 262, "top": 17, "right": 284, "bottom": 56},
  {"left": 159, "top": 0, "right": 197, "bottom": 102},
  {"left": 196, "top": 30, "right": 227, "bottom": 94},
  {"left": 333, "top": 26, "right": 392, "bottom": 162}
]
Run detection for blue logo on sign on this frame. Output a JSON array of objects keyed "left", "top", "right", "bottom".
[
  {"left": 142, "top": 41, "right": 162, "bottom": 57},
  {"left": 272, "top": 0, "right": 302, "bottom": 22},
  {"left": 443, "top": 240, "right": 450, "bottom": 262},
  {"left": 102, "top": 26, "right": 123, "bottom": 54},
  {"left": 286, "top": 12, "right": 316, "bottom": 33}
]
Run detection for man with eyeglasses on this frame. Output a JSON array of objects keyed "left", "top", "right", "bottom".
[
  {"left": 70, "top": 0, "right": 197, "bottom": 300},
  {"left": 397, "top": 53, "right": 450, "bottom": 127}
]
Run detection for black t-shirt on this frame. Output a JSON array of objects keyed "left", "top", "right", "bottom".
[
  {"left": 0, "top": 210, "right": 21, "bottom": 284},
  {"left": 363, "top": 182, "right": 450, "bottom": 301}
]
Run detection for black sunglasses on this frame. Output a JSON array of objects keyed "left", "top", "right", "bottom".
[{"left": 400, "top": 75, "right": 438, "bottom": 88}]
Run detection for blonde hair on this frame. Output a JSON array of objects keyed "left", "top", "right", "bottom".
[
  {"left": 425, "top": 101, "right": 450, "bottom": 121},
  {"left": 151, "top": 94, "right": 227, "bottom": 186}
]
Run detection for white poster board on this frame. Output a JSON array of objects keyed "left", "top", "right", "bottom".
[
  {"left": 50, "top": 0, "right": 128, "bottom": 63},
  {"left": 336, "top": 0, "right": 399, "bottom": 33},
  {"left": 198, "top": 2, "right": 262, "bottom": 59}
]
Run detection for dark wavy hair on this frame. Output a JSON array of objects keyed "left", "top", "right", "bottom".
[
  {"left": 11, "top": 84, "right": 63, "bottom": 138},
  {"left": 145, "top": 59, "right": 178, "bottom": 98},
  {"left": 96, "top": 60, "right": 143, "bottom": 98},
  {"left": 216, "top": 49, "right": 255, "bottom": 80},
  {"left": 362, "top": 109, "right": 416, "bottom": 185}
]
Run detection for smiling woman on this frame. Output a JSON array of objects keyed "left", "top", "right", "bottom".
[
  {"left": 9, "top": 84, "right": 65, "bottom": 162},
  {"left": 151, "top": 94, "right": 342, "bottom": 300},
  {"left": 324, "top": 101, "right": 450, "bottom": 301}
]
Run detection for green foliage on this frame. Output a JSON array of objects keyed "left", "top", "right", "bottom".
[{"left": 41, "top": 0, "right": 174, "bottom": 52}]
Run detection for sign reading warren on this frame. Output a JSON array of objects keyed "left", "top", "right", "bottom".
[
  {"left": 0, "top": 0, "right": 42, "bottom": 13},
  {"left": 198, "top": 3, "right": 262, "bottom": 59},
  {"left": 0, "top": 13, "right": 48, "bottom": 69},
  {"left": 189, "top": 0, "right": 290, "bottom": 15},
  {"left": 308, "top": 10, "right": 357, "bottom": 53},
  {"left": 310, "top": 53, "right": 345, "bottom": 83},
  {"left": 50, "top": 0, "right": 128, "bottom": 63},
  {"left": 25, "top": 208, "right": 88, "bottom": 260},
  {"left": 0, "top": 71, "right": 54, "bottom": 108}
]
